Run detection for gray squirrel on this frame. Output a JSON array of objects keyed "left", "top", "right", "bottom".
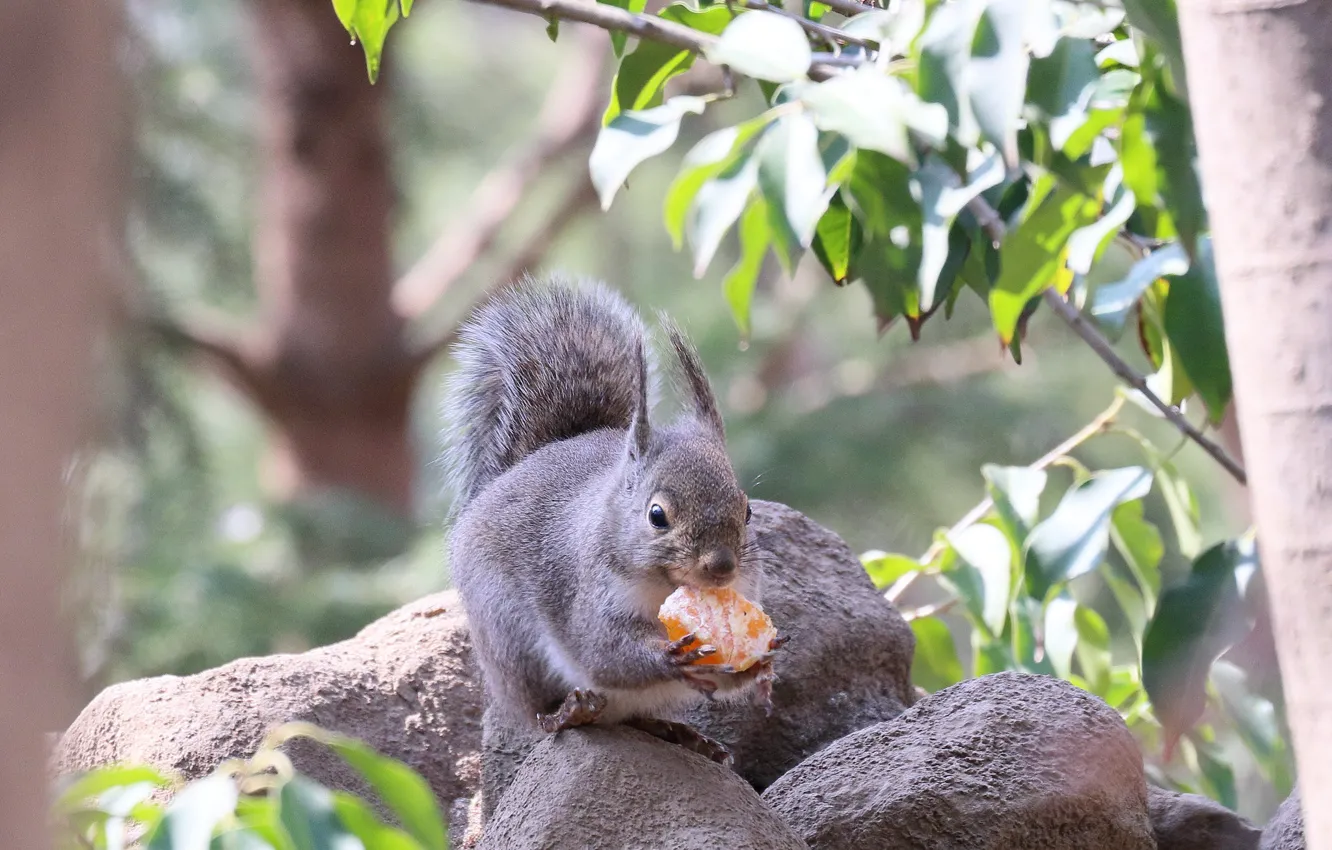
[{"left": 442, "top": 275, "right": 782, "bottom": 770}]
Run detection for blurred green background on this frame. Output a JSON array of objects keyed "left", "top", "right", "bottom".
[{"left": 76, "top": 0, "right": 1245, "bottom": 696}]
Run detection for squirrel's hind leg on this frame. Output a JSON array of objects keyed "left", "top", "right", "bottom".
[
  {"left": 623, "top": 717, "right": 734, "bottom": 767},
  {"left": 537, "top": 688, "right": 608, "bottom": 733}
]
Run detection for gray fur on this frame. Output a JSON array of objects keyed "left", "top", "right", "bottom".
[{"left": 441, "top": 275, "right": 767, "bottom": 815}]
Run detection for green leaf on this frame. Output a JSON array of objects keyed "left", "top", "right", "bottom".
[
  {"left": 910, "top": 616, "right": 964, "bottom": 692},
  {"left": 331, "top": 793, "right": 421, "bottom": 850},
  {"left": 1025, "top": 467, "right": 1153, "bottom": 599},
  {"left": 982, "top": 464, "right": 1047, "bottom": 542},
  {"left": 968, "top": 0, "right": 1030, "bottom": 166},
  {"left": 687, "top": 151, "right": 759, "bottom": 277},
  {"left": 598, "top": 0, "right": 648, "bottom": 56},
  {"left": 989, "top": 178, "right": 1102, "bottom": 343},
  {"left": 949, "top": 524, "right": 1011, "bottom": 637},
  {"left": 917, "top": 0, "right": 985, "bottom": 146},
  {"left": 706, "top": 11, "right": 812, "bottom": 83},
  {"left": 1109, "top": 499, "right": 1162, "bottom": 608},
  {"left": 722, "top": 198, "right": 771, "bottom": 335},
  {"left": 812, "top": 192, "right": 859, "bottom": 283},
  {"left": 341, "top": 0, "right": 403, "bottom": 83},
  {"left": 1011, "top": 596, "right": 1056, "bottom": 674},
  {"left": 604, "top": 4, "right": 735, "bottom": 124},
  {"left": 1189, "top": 734, "right": 1238, "bottom": 810},
  {"left": 840, "top": 1, "right": 925, "bottom": 52},
  {"left": 861, "top": 550, "right": 922, "bottom": 590},
  {"left": 332, "top": 0, "right": 357, "bottom": 31},
  {"left": 545, "top": 17, "right": 559, "bottom": 41},
  {"left": 1164, "top": 237, "right": 1231, "bottom": 423},
  {"left": 1043, "top": 595, "right": 1078, "bottom": 679},
  {"left": 213, "top": 830, "right": 278, "bottom": 850},
  {"left": 1211, "top": 661, "right": 1294, "bottom": 794},
  {"left": 794, "top": 69, "right": 946, "bottom": 165},
  {"left": 1027, "top": 37, "right": 1100, "bottom": 153},
  {"left": 279, "top": 777, "right": 358, "bottom": 850},
  {"left": 1144, "top": 82, "right": 1206, "bottom": 256},
  {"left": 56, "top": 766, "right": 172, "bottom": 815},
  {"left": 1073, "top": 604, "right": 1111, "bottom": 694},
  {"left": 914, "top": 150, "right": 1005, "bottom": 310},
  {"left": 663, "top": 116, "right": 771, "bottom": 248},
  {"left": 146, "top": 774, "right": 239, "bottom": 850},
  {"left": 1143, "top": 537, "right": 1259, "bottom": 754},
  {"left": 1088, "top": 242, "right": 1188, "bottom": 337},
  {"left": 1102, "top": 566, "right": 1148, "bottom": 647},
  {"left": 756, "top": 112, "right": 832, "bottom": 273},
  {"left": 591, "top": 96, "right": 708, "bottom": 211},
  {"left": 1121, "top": 0, "right": 1187, "bottom": 98},
  {"left": 1066, "top": 167, "right": 1135, "bottom": 276}
]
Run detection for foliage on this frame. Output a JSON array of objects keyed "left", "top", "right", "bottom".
[
  {"left": 862, "top": 390, "right": 1292, "bottom": 808},
  {"left": 53, "top": 723, "right": 449, "bottom": 850}
]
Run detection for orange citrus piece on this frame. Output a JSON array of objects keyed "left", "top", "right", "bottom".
[{"left": 658, "top": 585, "right": 777, "bottom": 673}]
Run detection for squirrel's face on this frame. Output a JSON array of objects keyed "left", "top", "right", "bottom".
[{"left": 631, "top": 431, "right": 753, "bottom": 590}]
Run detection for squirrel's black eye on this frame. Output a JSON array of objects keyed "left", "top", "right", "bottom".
[
  {"left": 745, "top": 503, "right": 753, "bottom": 525},
  {"left": 648, "top": 503, "right": 670, "bottom": 529}
]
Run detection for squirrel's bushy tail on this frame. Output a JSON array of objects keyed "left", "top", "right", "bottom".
[{"left": 442, "top": 275, "right": 652, "bottom": 510}]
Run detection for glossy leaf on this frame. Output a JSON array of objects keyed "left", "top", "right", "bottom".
[
  {"left": 1109, "top": 499, "right": 1163, "bottom": 608},
  {"left": 279, "top": 778, "right": 358, "bottom": 850},
  {"left": 1143, "top": 538, "right": 1259, "bottom": 755},
  {"left": 1088, "top": 242, "right": 1188, "bottom": 337},
  {"left": 335, "top": 0, "right": 404, "bottom": 82},
  {"left": 1164, "top": 237, "right": 1232, "bottom": 423},
  {"left": 1158, "top": 460, "right": 1201, "bottom": 558},
  {"left": 723, "top": 198, "right": 771, "bottom": 335},
  {"left": 812, "top": 192, "right": 860, "bottom": 283},
  {"left": 989, "top": 178, "right": 1101, "bottom": 344},
  {"left": 1121, "top": 0, "right": 1187, "bottom": 97},
  {"left": 1027, "top": 37, "right": 1100, "bottom": 153},
  {"left": 1211, "top": 661, "right": 1294, "bottom": 794},
  {"left": 598, "top": 0, "right": 648, "bottom": 56},
  {"left": 910, "top": 615, "right": 964, "bottom": 692},
  {"left": 949, "top": 523, "right": 1012, "bottom": 636},
  {"left": 968, "top": 0, "right": 1030, "bottom": 166},
  {"left": 663, "top": 116, "right": 771, "bottom": 248},
  {"left": 331, "top": 792, "right": 421, "bottom": 850},
  {"left": 56, "top": 766, "right": 171, "bottom": 815},
  {"left": 917, "top": 0, "right": 984, "bottom": 145},
  {"left": 1073, "top": 604, "right": 1111, "bottom": 693},
  {"left": 982, "top": 464, "right": 1047, "bottom": 542},
  {"left": 146, "top": 774, "right": 239, "bottom": 850},
  {"left": 756, "top": 112, "right": 832, "bottom": 273},
  {"left": 1066, "top": 168, "right": 1135, "bottom": 276},
  {"left": 1025, "top": 467, "right": 1153, "bottom": 599},
  {"left": 687, "top": 151, "right": 759, "bottom": 277},
  {"left": 914, "top": 150, "right": 1004, "bottom": 310},
  {"left": 1044, "top": 595, "right": 1078, "bottom": 679},
  {"left": 795, "top": 69, "right": 943, "bottom": 164},
  {"left": 707, "top": 11, "right": 812, "bottom": 83},
  {"left": 604, "top": 4, "right": 735, "bottom": 123},
  {"left": 841, "top": 1, "right": 925, "bottom": 52},
  {"left": 590, "top": 96, "right": 707, "bottom": 211}
]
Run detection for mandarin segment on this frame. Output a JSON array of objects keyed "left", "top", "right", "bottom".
[{"left": 658, "top": 585, "right": 777, "bottom": 672}]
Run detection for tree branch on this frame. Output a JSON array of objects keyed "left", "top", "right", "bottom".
[
  {"left": 134, "top": 303, "right": 272, "bottom": 400},
  {"left": 391, "top": 28, "right": 608, "bottom": 321},
  {"left": 965, "top": 195, "right": 1248, "bottom": 486}
]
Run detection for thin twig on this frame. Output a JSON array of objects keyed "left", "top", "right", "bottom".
[
  {"left": 888, "top": 395, "right": 1125, "bottom": 603},
  {"left": 391, "top": 29, "right": 607, "bottom": 320},
  {"left": 965, "top": 194, "right": 1247, "bottom": 486},
  {"left": 743, "top": 0, "right": 878, "bottom": 49},
  {"left": 902, "top": 596, "right": 959, "bottom": 621},
  {"left": 814, "top": 0, "right": 882, "bottom": 17}
]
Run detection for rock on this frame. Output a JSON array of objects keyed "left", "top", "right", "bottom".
[
  {"left": 685, "top": 500, "right": 916, "bottom": 789},
  {"left": 476, "top": 500, "right": 916, "bottom": 815},
  {"left": 55, "top": 591, "right": 482, "bottom": 841},
  {"left": 1262, "top": 786, "right": 1305, "bottom": 850},
  {"left": 477, "top": 726, "right": 808, "bottom": 850},
  {"left": 1148, "top": 785, "right": 1261, "bottom": 849},
  {"left": 762, "top": 671, "right": 1154, "bottom": 850}
]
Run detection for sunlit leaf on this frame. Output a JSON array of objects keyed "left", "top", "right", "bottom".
[
  {"left": 1143, "top": 537, "right": 1259, "bottom": 755},
  {"left": 914, "top": 150, "right": 1005, "bottom": 310},
  {"left": 688, "top": 152, "right": 759, "bottom": 277},
  {"left": 756, "top": 112, "right": 832, "bottom": 273},
  {"left": 1027, "top": 37, "right": 1099, "bottom": 153},
  {"left": 279, "top": 777, "right": 359, "bottom": 850},
  {"left": 56, "top": 766, "right": 172, "bottom": 816},
  {"left": 663, "top": 116, "right": 772, "bottom": 247},
  {"left": 1025, "top": 467, "right": 1153, "bottom": 599},
  {"left": 723, "top": 198, "right": 771, "bottom": 335},
  {"left": 861, "top": 550, "right": 921, "bottom": 590},
  {"left": 1121, "top": 0, "right": 1187, "bottom": 98},
  {"left": 967, "top": 0, "right": 1030, "bottom": 166},
  {"left": 1109, "top": 499, "right": 1162, "bottom": 608},
  {"left": 910, "top": 616, "right": 964, "bottom": 692},
  {"left": 707, "top": 11, "right": 812, "bottom": 83},
  {"left": 949, "top": 523, "right": 1011, "bottom": 636},
  {"left": 1164, "top": 237, "right": 1231, "bottom": 423},
  {"left": 917, "top": 0, "right": 985, "bottom": 145},
  {"left": 1011, "top": 596, "right": 1056, "bottom": 674},
  {"left": 331, "top": 792, "right": 421, "bottom": 850},
  {"left": 1088, "top": 242, "right": 1188, "bottom": 337},
  {"left": 795, "top": 69, "right": 944, "bottom": 164},
  {"left": 1044, "top": 595, "right": 1078, "bottom": 679},
  {"left": 591, "top": 96, "right": 707, "bottom": 211},
  {"left": 840, "top": 1, "right": 925, "bottom": 52},
  {"left": 1066, "top": 168, "right": 1135, "bottom": 276},
  {"left": 812, "top": 192, "right": 859, "bottom": 283},
  {"left": 146, "top": 774, "right": 238, "bottom": 850},
  {"left": 598, "top": 0, "right": 648, "bottom": 56},
  {"left": 604, "top": 4, "right": 735, "bottom": 123},
  {"left": 982, "top": 464, "right": 1047, "bottom": 543}
]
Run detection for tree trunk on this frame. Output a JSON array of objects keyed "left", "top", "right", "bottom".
[
  {"left": 1178, "top": 1, "right": 1332, "bottom": 844},
  {"left": 241, "top": 0, "right": 417, "bottom": 514},
  {"left": 0, "top": 1, "right": 120, "bottom": 846}
]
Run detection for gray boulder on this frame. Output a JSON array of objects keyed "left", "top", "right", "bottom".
[
  {"left": 1262, "top": 785, "right": 1305, "bottom": 850},
  {"left": 762, "top": 671, "right": 1155, "bottom": 850},
  {"left": 1148, "top": 785, "right": 1260, "bottom": 849},
  {"left": 55, "top": 591, "right": 483, "bottom": 840},
  {"left": 477, "top": 726, "right": 808, "bottom": 850}
]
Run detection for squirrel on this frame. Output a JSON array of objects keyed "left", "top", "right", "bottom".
[{"left": 442, "top": 275, "right": 782, "bottom": 771}]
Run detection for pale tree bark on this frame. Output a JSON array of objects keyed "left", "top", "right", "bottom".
[
  {"left": 0, "top": 1, "right": 121, "bottom": 846},
  {"left": 1178, "top": 1, "right": 1332, "bottom": 844}
]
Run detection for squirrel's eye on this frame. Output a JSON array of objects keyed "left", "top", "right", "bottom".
[
  {"left": 648, "top": 503, "right": 670, "bottom": 529},
  {"left": 745, "top": 503, "right": 753, "bottom": 525}
]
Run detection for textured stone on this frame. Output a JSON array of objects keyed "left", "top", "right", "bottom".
[
  {"left": 55, "top": 591, "right": 482, "bottom": 841},
  {"left": 1262, "top": 785, "right": 1306, "bottom": 850},
  {"left": 1148, "top": 785, "right": 1261, "bottom": 850},
  {"left": 477, "top": 726, "right": 808, "bottom": 850},
  {"left": 762, "top": 671, "right": 1154, "bottom": 850}
]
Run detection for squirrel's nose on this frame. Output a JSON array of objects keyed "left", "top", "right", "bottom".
[{"left": 700, "top": 547, "right": 738, "bottom": 581}]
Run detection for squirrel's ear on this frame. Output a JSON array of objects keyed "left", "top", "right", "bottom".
[
  {"left": 662, "top": 318, "right": 725, "bottom": 441},
  {"left": 627, "top": 339, "right": 652, "bottom": 461}
]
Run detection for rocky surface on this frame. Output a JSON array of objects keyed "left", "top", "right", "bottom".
[
  {"left": 55, "top": 591, "right": 482, "bottom": 841},
  {"left": 477, "top": 725, "right": 808, "bottom": 850},
  {"left": 1261, "top": 785, "right": 1305, "bottom": 850},
  {"left": 762, "top": 671, "right": 1155, "bottom": 850},
  {"left": 1148, "top": 785, "right": 1261, "bottom": 850}
]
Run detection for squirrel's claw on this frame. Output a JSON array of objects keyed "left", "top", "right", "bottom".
[
  {"left": 672, "top": 644, "right": 718, "bottom": 665},
  {"left": 537, "top": 688, "right": 608, "bottom": 733}
]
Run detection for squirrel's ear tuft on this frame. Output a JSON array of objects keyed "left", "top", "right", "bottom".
[
  {"left": 627, "top": 339, "right": 652, "bottom": 461},
  {"left": 661, "top": 317, "right": 725, "bottom": 441}
]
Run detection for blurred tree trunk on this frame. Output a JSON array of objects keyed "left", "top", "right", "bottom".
[
  {"left": 0, "top": 1, "right": 120, "bottom": 846},
  {"left": 1179, "top": 1, "right": 1332, "bottom": 844},
  {"left": 242, "top": 0, "right": 417, "bottom": 514}
]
